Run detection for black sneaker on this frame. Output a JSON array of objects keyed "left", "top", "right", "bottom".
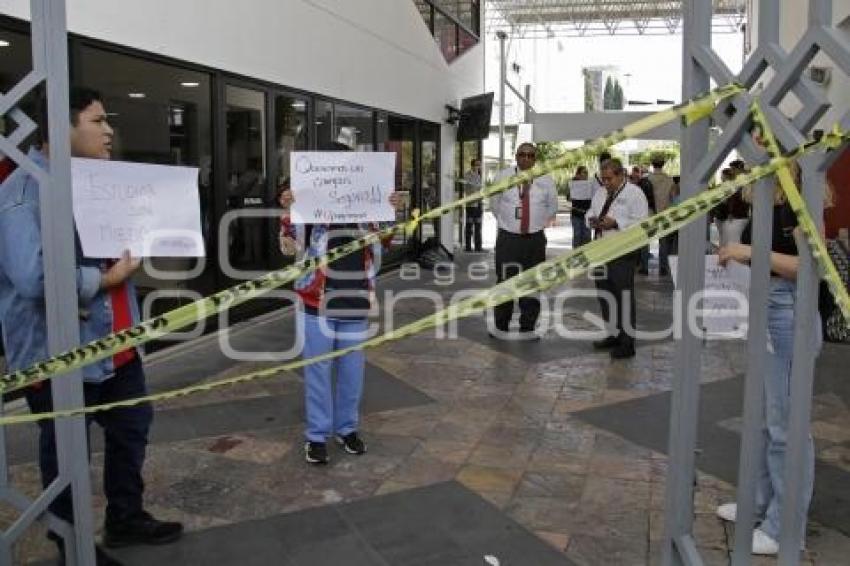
[
  {"left": 335, "top": 432, "right": 367, "bottom": 455},
  {"left": 610, "top": 344, "right": 636, "bottom": 359},
  {"left": 102, "top": 511, "right": 183, "bottom": 548},
  {"left": 305, "top": 441, "right": 329, "bottom": 464},
  {"left": 593, "top": 336, "right": 619, "bottom": 349}
]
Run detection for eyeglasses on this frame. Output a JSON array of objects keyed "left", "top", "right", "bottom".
[{"left": 516, "top": 152, "right": 536, "bottom": 158}]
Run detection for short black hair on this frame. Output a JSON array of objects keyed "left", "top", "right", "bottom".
[
  {"left": 650, "top": 156, "right": 666, "bottom": 168},
  {"left": 598, "top": 151, "right": 612, "bottom": 164},
  {"left": 599, "top": 158, "right": 625, "bottom": 175},
  {"left": 36, "top": 86, "right": 103, "bottom": 143},
  {"left": 69, "top": 86, "right": 103, "bottom": 126}
]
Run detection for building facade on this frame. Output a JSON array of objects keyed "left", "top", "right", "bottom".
[{"left": 0, "top": 0, "right": 485, "bottom": 324}]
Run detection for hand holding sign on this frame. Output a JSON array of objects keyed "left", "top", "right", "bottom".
[{"left": 289, "top": 152, "right": 397, "bottom": 224}]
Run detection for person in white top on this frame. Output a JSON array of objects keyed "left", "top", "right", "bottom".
[
  {"left": 587, "top": 158, "right": 649, "bottom": 358},
  {"left": 489, "top": 143, "right": 558, "bottom": 339}
]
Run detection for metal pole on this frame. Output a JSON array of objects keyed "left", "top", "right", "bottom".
[
  {"left": 32, "top": 0, "right": 97, "bottom": 563},
  {"left": 497, "top": 30, "right": 507, "bottom": 169},
  {"left": 662, "top": 1, "right": 711, "bottom": 565}
]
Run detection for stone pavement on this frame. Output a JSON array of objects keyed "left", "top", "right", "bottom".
[{"left": 2, "top": 217, "right": 849, "bottom": 565}]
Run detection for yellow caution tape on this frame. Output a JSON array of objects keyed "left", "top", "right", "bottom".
[
  {"left": 0, "top": 84, "right": 745, "bottom": 394},
  {"left": 750, "top": 103, "right": 850, "bottom": 320},
  {"left": 3, "top": 121, "right": 846, "bottom": 426}
]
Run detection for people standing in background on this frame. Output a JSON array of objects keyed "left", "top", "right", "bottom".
[
  {"left": 569, "top": 165, "right": 594, "bottom": 248},
  {"left": 716, "top": 162, "right": 827, "bottom": 555},
  {"left": 647, "top": 156, "right": 676, "bottom": 276},
  {"left": 489, "top": 143, "right": 558, "bottom": 340},
  {"left": 463, "top": 158, "right": 484, "bottom": 252},
  {"left": 588, "top": 158, "right": 649, "bottom": 359},
  {"left": 630, "top": 166, "right": 655, "bottom": 275},
  {"left": 714, "top": 167, "right": 751, "bottom": 246}
]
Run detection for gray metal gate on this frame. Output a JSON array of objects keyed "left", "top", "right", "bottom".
[
  {"left": 0, "top": 1, "right": 96, "bottom": 564},
  {"left": 664, "top": 1, "right": 850, "bottom": 565}
]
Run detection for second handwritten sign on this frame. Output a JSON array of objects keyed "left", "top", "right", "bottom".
[{"left": 290, "top": 151, "right": 396, "bottom": 224}]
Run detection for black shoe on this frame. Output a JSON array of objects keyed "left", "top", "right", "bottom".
[
  {"left": 102, "top": 511, "right": 183, "bottom": 548},
  {"left": 51, "top": 533, "right": 125, "bottom": 566},
  {"left": 610, "top": 344, "right": 636, "bottom": 359},
  {"left": 335, "top": 432, "right": 367, "bottom": 455},
  {"left": 305, "top": 440, "right": 329, "bottom": 464},
  {"left": 517, "top": 329, "right": 541, "bottom": 341},
  {"left": 593, "top": 336, "right": 619, "bottom": 349},
  {"left": 637, "top": 268, "right": 649, "bottom": 275},
  {"left": 464, "top": 247, "right": 473, "bottom": 252}
]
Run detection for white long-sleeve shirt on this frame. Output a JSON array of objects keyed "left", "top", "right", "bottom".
[
  {"left": 587, "top": 181, "right": 649, "bottom": 238},
  {"left": 490, "top": 167, "right": 558, "bottom": 234}
]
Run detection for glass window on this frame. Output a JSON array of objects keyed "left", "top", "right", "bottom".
[
  {"left": 414, "top": 0, "right": 433, "bottom": 33},
  {"left": 76, "top": 46, "right": 214, "bottom": 297},
  {"left": 224, "top": 85, "right": 267, "bottom": 272},
  {"left": 458, "top": 26, "right": 477, "bottom": 57},
  {"left": 434, "top": 10, "right": 458, "bottom": 63},
  {"left": 0, "top": 29, "right": 38, "bottom": 154},
  {"left": 273, "top": 93, "right": 308, "bottom": 267},
  {"left": 314, "top": 99, "right": 334, "bottom": 149},
  {"left": 274, "top": 94, "right": 308, "bottom": 186},
  {"left": 420, "top": 122, "right": 440, "bottom": 240},
  {"left": 334, "top": 104, "right": 374, "bottom": 151},
  {"left": 379, "top": 114, "right": 415, "bottom": 247}
]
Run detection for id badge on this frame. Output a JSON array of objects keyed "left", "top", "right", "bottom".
[{"left": 515, "top": 206, "right": 523, "bottom": 220}]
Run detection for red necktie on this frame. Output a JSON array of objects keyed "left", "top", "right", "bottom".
[{"left": 520, "top": 182, "right": 530, "bottom": 234}]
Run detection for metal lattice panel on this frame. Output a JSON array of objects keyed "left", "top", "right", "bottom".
[
  {"left": 486, "top": 0, "right": 746, "bottom": 36},
  {"left": 664, "top": 1, "right": 850, "bottom": 565}
]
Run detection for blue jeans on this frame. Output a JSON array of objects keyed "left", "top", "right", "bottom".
[
  {"left": 757, "top": 279, "right": 818, "bottom": 542},
  {"left": 300, "top": 312, "right": 368, "bottom": 443},
  {"left": 571, "top": 214, "right": 591, "bottom": 248}
]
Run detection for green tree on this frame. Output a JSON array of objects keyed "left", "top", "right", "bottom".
[
  {"left": 603, "top": 77, "right": 614, "bottom": 110},
  {"left": 612, "top": 80, "right": 624, "bottom": 110},
  {"left": 536, "top": 142, "right": 571, "bottom": 196},
  {"left": 583, "top": 70, "right": 594, "bottom": 111}
]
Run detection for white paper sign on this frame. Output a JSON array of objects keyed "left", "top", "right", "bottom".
[
  {"left": 290, "top": 152, "right": 396, "bottom": 224},
  {"left": 72, "top": 158, "right": 204, "bottom": 258},
  {"left": 669, "top": 254, "right": 751, "bottom": 338},
  {"left": 569, "top": 179, "right": 596, "bottom": 200}
]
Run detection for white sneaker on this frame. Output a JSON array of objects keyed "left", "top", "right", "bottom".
[
  {"left": 716, "top": 502, "right": 737, "bottom": 522},
  {"left": 752, "top": 529, "right": 779, "bottom": 556}
]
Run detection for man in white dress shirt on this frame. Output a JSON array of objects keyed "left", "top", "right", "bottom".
[
  {"left": 489, "top": 143, "right": 559, "bottom": 339},
  {"left": 587, "top": 158, "right": 649, "bottom": 358}
]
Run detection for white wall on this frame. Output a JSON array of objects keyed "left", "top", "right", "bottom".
[
  {"left": 748, "top": 0, "right": 850, "bottom": 132},
  {"left": 0, "top": 0, "right": 484, "bottom": 123}
]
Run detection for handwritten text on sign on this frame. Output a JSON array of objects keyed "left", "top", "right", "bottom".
[
  {"left": 290, "top": 152, "right": 396, "bottom": 224},
  {"left": 72, "top": 159, "right": 204, "bottom": 258},
  {"left": 669, "top": 254, "right": 751, "bottom": 338}
]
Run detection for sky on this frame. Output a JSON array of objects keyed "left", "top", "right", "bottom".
[{"left": 485, "top": 24, "right": 745, "bottom": 119}]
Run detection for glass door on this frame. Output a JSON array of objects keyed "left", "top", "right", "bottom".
[
  {"left": 222, "top": 84, "right": 268, "bottom": 276},
  {"left": 271, "top": 92, "right": 309, "bottom": 267},
  {"left": 419, "top": 122, "right": 440, "bottom": 242}
]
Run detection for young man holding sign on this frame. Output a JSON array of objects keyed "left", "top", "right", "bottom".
[
  {"left": 278, "top": 144, "right": 401, "bottom": 465},
  {"left": 0, "top": 88, "right": 182, "bottom": 564}
]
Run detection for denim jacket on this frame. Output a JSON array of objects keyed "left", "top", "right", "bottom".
[{"left": 0, "top": 148, "right": 139, "bottom": 383}]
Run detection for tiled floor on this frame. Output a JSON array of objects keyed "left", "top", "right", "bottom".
[{"left": 3, "top": 224, "right": 850, "bottom": 565}]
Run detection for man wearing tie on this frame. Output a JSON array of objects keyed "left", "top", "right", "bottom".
[
  {"left": 587, "top": 158, "right": 649, "bottom": 359},
  {"left": 489, "top": 143, "right": 558, "bottom": 339}
]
